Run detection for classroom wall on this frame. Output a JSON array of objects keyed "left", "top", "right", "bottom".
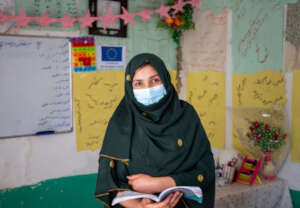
[{"left": 1, "top": 0, "right": 300, "bottom": 207}]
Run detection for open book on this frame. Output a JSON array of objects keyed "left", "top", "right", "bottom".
[{"left": 111, "top": 186, "right": 202, "bottom": 206}]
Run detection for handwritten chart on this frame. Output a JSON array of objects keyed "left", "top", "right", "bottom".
[
  {"left": 231, "top": 0, "right": 294, "bottom": 74},
  {"left": 232, "top": 69, "right": 286, "bottom": 108},
  {"left": 232, "top": 69, "right": 286, "bottom": 152},
  {"left": 73, "top": 71, "right": 125, "bottom": 151},
  {"left": 186, "top": 70, "right": 225, "bottom": 149},
  {"left": 0, "top": 35, "right": 72, "bottom": 138},
  {"left": 292, "top": 70, "right": 300, "bottom": 162},
  {"left": 73, "top": 70, "right": 176, "bottom": 151},
  {"left": 183, "top": 8, "right": 228, "bottom": 72}
]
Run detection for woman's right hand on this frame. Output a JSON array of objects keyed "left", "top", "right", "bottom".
[{"left": 139, "top": 191, "right": 183, "bottom": 208}]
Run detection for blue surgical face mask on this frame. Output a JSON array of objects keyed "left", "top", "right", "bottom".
[{"left": 133, "top": 84, "right": 167, "bottom": 106}]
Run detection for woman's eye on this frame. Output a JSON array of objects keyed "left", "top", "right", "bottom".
[
  {"left": 152, "top": 78, "right": 161, "bottom": 83},
  {"left": 135, "top": 81, "right": 142, "bottom": 87}
]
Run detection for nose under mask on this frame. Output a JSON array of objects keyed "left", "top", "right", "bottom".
[{"left": 133, "top": 84, "right": 167, "bottom": 106}]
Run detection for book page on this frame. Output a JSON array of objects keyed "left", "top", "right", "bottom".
[
  {"left": 111, "top": 191, "right": 159, "bottom": 206},
  {"left": 158, "top": 186, "right": 202, "bottom": 201}
]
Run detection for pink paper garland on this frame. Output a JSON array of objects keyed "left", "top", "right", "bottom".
[{"left": 0, "top": 0, "right": 201, "bottom": 31}]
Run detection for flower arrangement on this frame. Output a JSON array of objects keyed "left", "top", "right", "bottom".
[
  {"left": 246, "top": 121, "right": 287, "bottom": 153},
  {"left": 157, "top": 0, "right": 195, "bottom": 93},
  {"left": 157, "top": 0, "right": 195, "bottom": 44}
]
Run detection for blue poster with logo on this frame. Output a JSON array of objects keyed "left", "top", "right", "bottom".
[{"left": 97, "top": 45, "right": 126, "bottom": 70}]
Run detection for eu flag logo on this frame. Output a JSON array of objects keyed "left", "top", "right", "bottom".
[{"left": 102, "top": 46, "right": 122, "bottom": 61}]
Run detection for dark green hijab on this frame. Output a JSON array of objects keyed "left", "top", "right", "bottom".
[
  {"left": 95, "top": 53, "right": 215, "bottom": 208},
  {"left": 100, "top": 53, "right": 184, "bottom": 159}
]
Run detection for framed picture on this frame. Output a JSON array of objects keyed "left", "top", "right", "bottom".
[{"left": 89, "top": 0, "right": 128, "bottom": 38}]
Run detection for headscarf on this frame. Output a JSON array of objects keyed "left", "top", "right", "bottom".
[{"left": 95, "top": 53, "right": 215, "bottom": 208}]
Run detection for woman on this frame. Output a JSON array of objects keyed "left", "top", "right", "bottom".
[{"left": 95, "top": 53, "right": 215, "bottom": 208}]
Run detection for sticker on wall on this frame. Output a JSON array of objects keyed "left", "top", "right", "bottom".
[
  {"left": 71, "top": 37, "right": 96, "bottom": 72},
  {"left": 97, "top": 45, "right": 126, "bottom": 70}
]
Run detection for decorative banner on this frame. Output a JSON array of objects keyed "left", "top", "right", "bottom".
[
  {"left": 232, "top": 69, "right": 287, "bottom": 153},
  {"left": 97, "top": 45, "right": 126, "bottom": 70},
  {"left": 73, "top": 70, "right": 176, "bottom": 152},
  {"left": 186, "top": 70, "right": 225, "bottom": 149},
  {"left": 183, "top": 8, "right": 228, "bottom": 72},
  {"left": 0, "top": 0, "right": 203, "bottom": 32},
  {"left": 72, "top": 37, "right": 96, "bottom": 72},
  {"left": 292, "top": 70, "right": 300, "bottom": 162}
]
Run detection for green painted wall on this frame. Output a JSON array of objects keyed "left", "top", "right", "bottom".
[
  {"left": 290, "top": 189, "right": 300, "bottom": 208},
  {"left": 0, "top": 174, "right": 103, "bottom": 208}
]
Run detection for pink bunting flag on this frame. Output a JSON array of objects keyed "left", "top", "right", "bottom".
[
  {"left": 61, "top": 13, "right": 76, "bottom": 31},
  {"left": 77, "top": 10, "right": 96, "bottom": 31},
  {"left": 137, "top": 8, "right": 153, "bottom": 23},
  {"left": 38, "top": 11, "right": 57, "bottom": 28},
  {"left": 171, "top": 0, "right": 188, "bottom": 14},
  {"left": 98, "top": 7, "right": 118, "bottom": 30},
  {"left": 0, "top": 0, "right": 202, "bottom": 31},
  {"left": 120, "top": 6, "right": 136, "bottom": 27},
  {"left": 155, "top": 2, "right": 171, "bottom": 19}
]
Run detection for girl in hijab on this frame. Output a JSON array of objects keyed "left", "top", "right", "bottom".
[{"left": 95, "top": 53, "right": 215, "bottom": 208}]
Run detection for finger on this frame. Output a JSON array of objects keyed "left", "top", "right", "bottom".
[
  {"left": 169, "top": 191, "right": 180, "bottom": 203},
  {"left": 170, "top": 192, "right": 183, "bottom": 207}
]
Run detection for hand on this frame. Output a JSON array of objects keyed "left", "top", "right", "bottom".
[
  {"left": 142, "top": 191, "right": 183, "bottom": 208},
  {"left": 127, "top": 174, "right": 158, "bottom": 193},
  {"left": 127, "top": 174, "right": 176, "bottom": 194}
]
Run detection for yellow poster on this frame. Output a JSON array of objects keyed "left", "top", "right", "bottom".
[
  {"left": 73, "top": 71, "right": 125, "bottom": 151},
  {"left": 292, "top": 70, "right": 300, "bottom": 162},
  {"left": 232, "top": 69, "right": 287, "bottom": 152},
  {"left": 186, "top": 70, "right": 226, "bottom": 148},
  {"left": 73, "top": 70, "right": 176, "bottom": 152}
]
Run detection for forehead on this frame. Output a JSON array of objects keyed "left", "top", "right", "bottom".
[{"left": 133, "top": 64, "right": 159, "bottom": 80}]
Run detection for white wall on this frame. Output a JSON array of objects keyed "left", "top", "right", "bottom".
[{"left": 0, "top": 129, "right": 98, "bottom": 189}]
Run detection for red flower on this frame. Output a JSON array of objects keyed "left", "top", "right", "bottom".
[
  {"left": 253, "top": 121, "right": 260, "bottom": 128},
  {"left": 275, "top": 130, "right": 280, "bottom": 135},
  {"left": 246, "top": 133, "right": 250, "bottom": 138},
  {"left": 264, "top": 124, "right": 270, "bottom": 131},
  {"left": 254, "top": 135, "right": 260, "bottom": 141},
  {"left": 273, "top": 135, "right": 278, "bottom": 141},
  {"left": 283, "top": 134, "right": 287, "bottom": 139},
  {"left": 249, "top": 126, "right": 254, "bottom": 132}
]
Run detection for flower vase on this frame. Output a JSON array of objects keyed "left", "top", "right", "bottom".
[{"left": 262, "top": 151, "right": 276, "bottom": 180}]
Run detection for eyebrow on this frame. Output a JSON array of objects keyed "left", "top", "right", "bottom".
[{"left": 133, "top": 74, "right": 160, "bottom": 81}]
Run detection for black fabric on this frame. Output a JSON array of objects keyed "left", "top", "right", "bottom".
[{"left": 95, "top": 53, "right": 215, "bottom": 208}]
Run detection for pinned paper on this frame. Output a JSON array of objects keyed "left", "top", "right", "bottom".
[
  {"left": 232, "top": 69, "right": 286, "bottom": 108},
  {"left": 232, "top": 69, "right": 287, "bottom": 153},
  {"left": 186, "top": 70, "right": 226, "bottom": 149},
  {"left": 97, "top": 45, "right": 126, "bottom": 70},
  {"left": 183, "top": 8, "right": 228, "bottom": 72},
  {"left": 73, "top": 71, "right": 125, "bottom": 151},
  {"left": 72, "top": 37, "right": 96, "bottom": 72},
  {"left": 292, "top": 70, "right": 300, "bottom": 162}
]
